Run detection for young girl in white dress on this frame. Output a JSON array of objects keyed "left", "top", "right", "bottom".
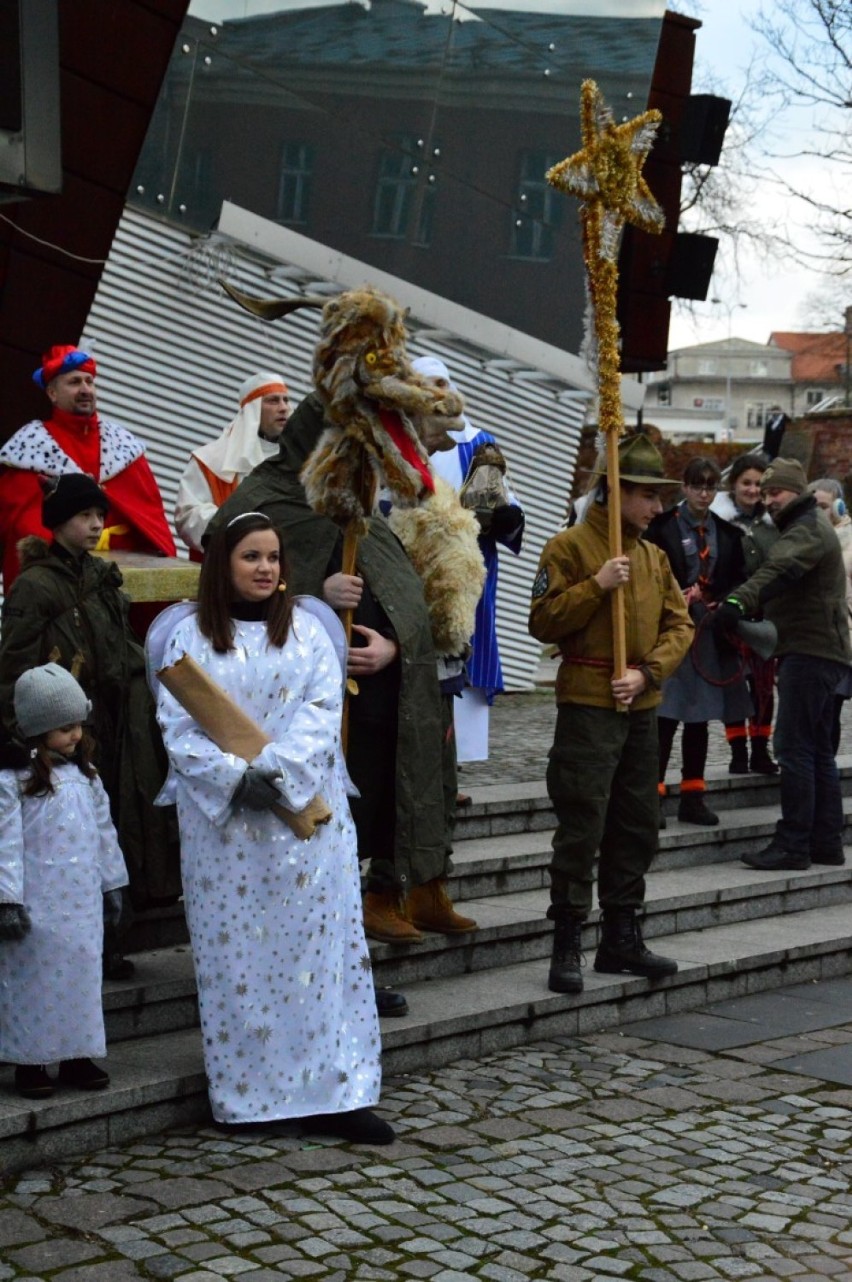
[
  {"left": 0, "top": 663, "right": 129, "bottom": 1099},
  {"left": 149, "top": 512, "right": 392, "bottom": 1144}
]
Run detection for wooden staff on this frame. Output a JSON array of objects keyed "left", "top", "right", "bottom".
[
  {"left": 339, "top": 459, "right": 376, "bottom": 752},
  {"left": 605, "top": 429, "right": 627, "bottom": 682}
]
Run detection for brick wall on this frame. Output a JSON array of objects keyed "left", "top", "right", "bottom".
[
  {"left": 780, "top": 411, "right": 852, "bottom": 495},
  {"left": 573, "top": 413, "right": 852, "bottom": 501},
  {"left": 572, "top": 425, "right": 748, "bottom": 498}
]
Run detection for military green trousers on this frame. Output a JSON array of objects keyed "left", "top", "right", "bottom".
[{"left": 546, "top": 703, "right": 660, "bottom": 920}]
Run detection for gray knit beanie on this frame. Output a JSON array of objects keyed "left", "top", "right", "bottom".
[{"left": 13, "top": 663, "right": 91, "bottom": 739}]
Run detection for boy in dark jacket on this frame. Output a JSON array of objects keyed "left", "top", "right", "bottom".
[{"left": 0, "top": 474, "right": 181, "bottom": 973}]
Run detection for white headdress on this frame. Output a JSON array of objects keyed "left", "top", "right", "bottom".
[{"left": 192, "top": 371, "right": 288, "bottom": 481}]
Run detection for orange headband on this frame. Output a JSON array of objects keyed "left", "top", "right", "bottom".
[{"left": 240, "top": 381, "right": 288, "bottom": 407}]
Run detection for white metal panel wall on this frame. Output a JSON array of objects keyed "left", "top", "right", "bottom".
[{"left": 83, "top": 206, "right": 588, "bottom": 689}]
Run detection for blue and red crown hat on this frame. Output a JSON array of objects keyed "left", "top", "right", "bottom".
[{"left": 32, "top": 344, "right": 97, "bottom": 390}]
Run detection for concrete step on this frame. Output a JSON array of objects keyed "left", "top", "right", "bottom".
[
  {"left": 97, "top": 857, "right": 852, "bottom": 1043},
  {"left": 453, "top": 754, "right": 852, "bottom": 841},
  {"left": 0, "top": 1027, "right": 208, "bottom": 1176},
  {"left": 450, "top": 796, "right": 852, "bottom": 899},
  {"left": 368, "top": 858, "right": 852, "bottom": 985},
  {"left": 377, "top": 900, "right": 852, "bottom": 1074},
  {"left": 120, "top": 792, "right": 852, "bottom": 958},
  {"left": 4, "top": 899, "right": 852, "bottom": 1173}
]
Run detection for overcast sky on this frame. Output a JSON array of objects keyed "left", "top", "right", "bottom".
[{"left": 667, "top": 0, "right": 838, "bottom": 349}]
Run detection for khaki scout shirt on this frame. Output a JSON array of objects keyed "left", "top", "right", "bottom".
[{"left": 529, "top": 502, "right": 692, "bottom": 710}]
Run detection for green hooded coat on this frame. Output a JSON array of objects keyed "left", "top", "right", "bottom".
[
  {"left": 209, "top": 393, "right": 447, "bottom": 890},
  {"left": 0, "top": 538, "right": 181, "bottom": 909}
]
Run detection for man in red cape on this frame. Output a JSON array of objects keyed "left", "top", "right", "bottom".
[{"left": 0, "top": 345, "right": 175, "bottom": 591}]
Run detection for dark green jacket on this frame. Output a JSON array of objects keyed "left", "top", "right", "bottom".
[
  {"left": 734, "top": 494, "right": 852, "bottom": 665},
  {"left": 0, "top": 539, "right": 180, "bottom": 908},
  {"left": 209, "top": 394, "right": 447, "bottom": 888}
]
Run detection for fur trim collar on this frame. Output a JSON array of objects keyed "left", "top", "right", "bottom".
[
  {"left": 0, "top": 418, "right": 144, "bottom": 482},
  {"left": 16, "top": 535, "right": 51, "bottom": 571}
]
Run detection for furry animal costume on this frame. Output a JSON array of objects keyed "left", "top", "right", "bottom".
[
  {"left": 388, "top": 478, "right": 485, "bottom": 657},
  {"left": 301, "top": 287, "right": 464, "bottom": 530}
]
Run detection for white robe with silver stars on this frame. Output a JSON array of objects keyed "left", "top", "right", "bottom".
[
  {"left": 0, "top": 764, "right": 128, "bottom": 1064},
  {"left": 155, "top": 605, "right": 381, "bottom": 1125}
]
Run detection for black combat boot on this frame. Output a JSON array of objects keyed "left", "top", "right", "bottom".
[
  {"left": 548, "top": 916, "right": 585, "bottom": 994},
  {"left": 594, "top": 910, "right": 678, "bottom": 979},
  {"left": 728, "top": 739, "right": 749, "bottom": 774},
  {"left": 749, "top": 739, "right": 779, "bottom": 775},
  {"left": 677, "top": 792, "right": 719, "bottom": 826}
]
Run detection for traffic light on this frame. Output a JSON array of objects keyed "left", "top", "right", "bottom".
[{"left": 616, "top": 12, "right": 730, "bottom": 372}]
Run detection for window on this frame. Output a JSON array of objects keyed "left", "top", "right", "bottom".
[
  {"left": 371, "top": 135, "right": 436, "bottom": 243},
  {"left": 749, "top": 360, "right": 769, "bottom": 377},
  {"left": 276, "top": 142, "right": 313, "bottom": 224},
  {"left": 657, "top": 384, "right": 671, "bottom": 406},
  {"left": 697, "top": 359, "right": 717, "bottom": 375},
  {"left": 746, "top": 402, "right": 782, "bottom": 430},
  {"left": 806, "top": 388, "right": 826, "bottom": 407},
  {"left": 509, "top": 151, "right": 563, "bottom": 260}
]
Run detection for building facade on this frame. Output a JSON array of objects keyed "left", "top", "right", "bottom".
[{"left": 635, "top": 330, "right": 850, "bottom": 443}]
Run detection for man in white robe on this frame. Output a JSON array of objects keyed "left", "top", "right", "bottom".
[{"left": 175, "top": 372, "right": 291, "bottom": 554}]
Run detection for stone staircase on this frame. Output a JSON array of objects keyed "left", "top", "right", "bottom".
[{"left": 2, "top": 759, "right": 852, "bottom": 1173}]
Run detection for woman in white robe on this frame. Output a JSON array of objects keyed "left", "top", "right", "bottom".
[{"left": 150, "top": 512, "right": 390, "bottom": 1143}]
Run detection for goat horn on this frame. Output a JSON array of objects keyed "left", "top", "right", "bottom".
[{"left": 218, "top": 278, "right": 328, "bottom": 320}]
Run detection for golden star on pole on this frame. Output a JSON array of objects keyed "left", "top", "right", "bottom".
[
  {"left": 547, "top": 79, "right": 664, "bottom": 246},
  {"left": 545, "top": 79, "right": 666, "bottom": 693}
]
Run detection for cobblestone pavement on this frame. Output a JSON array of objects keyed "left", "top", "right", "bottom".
[
  {"left": 4, "top": 1007, "right": 852, "bottom": 1281},
  {"left": 3, "top": 690, "right": 852, "bottom": 1278},
  {"left": 461, "top": 685, "right": 852, "bottom": 789}
]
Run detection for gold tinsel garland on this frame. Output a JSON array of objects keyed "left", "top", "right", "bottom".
[{"left": 547, "top": 79, "right": 663, "bottom": 438}]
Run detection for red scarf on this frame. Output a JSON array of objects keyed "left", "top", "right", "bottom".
[{"left": 378, "top": 408, "right": 434, "bottom": 494}]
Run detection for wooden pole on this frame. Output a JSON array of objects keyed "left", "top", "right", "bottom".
[
  {"left": 605, "top": 429, "right": 627, "bottom": 685},
  {"left": 339, "top": 462, "right": 376, "bottom": 753}
]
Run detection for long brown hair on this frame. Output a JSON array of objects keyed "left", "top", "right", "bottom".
[
  {"left": 198, "top": 512, "right": 293, "bottom": 653},
  {"left": 22, "top": 730, "right": 98, "bottom": 797}
]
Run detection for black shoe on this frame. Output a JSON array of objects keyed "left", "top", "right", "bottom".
[
  {"left": 742, "top": 843, "right": 810, "bottom": 871},
  {"left": 375, "top": 986, "right": 409, "bottom": 1018},
  {"left": 728, "top": 739, "right": 750, "bottom": 774},
  {"left": 750, "top": 741, "right": 779, "bottom": 775},
  {"left": 548, "top": 916, "right": 584, "bottom": 994},
  {"left": 15, "top": 1065, "right": 54, "bottom": 1100},
  {"left": 58, "top": 1058, "right": 110, "bottom": 1090},
  {"left": 103, "top": 953, "right": 136, "bottom": 981},
  {"left": 677, "top": 794, "right": 719, "bottom": 826},
  {"left": 811, "top": 849, "right": 846, "bottom": 866},
  {"left": 658, "top": 811, "right": 667, "bottom": 831},
  {"left": 301, "top": 1107, "right": 395, "bottom": 1145},
  {"left": 594, "top": 911, "right": 678, "bottom": 979}
]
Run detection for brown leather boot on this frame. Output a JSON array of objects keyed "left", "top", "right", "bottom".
[
  {"left": 362, "top": 891, "right": 424, "bottom": 944},
  {"left": 405, "top": 878, "right": 478, "bottom": 934}
]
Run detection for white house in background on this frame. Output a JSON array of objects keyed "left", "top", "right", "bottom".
[{"left": 628, "top": 337, "right": 794, "bottom": 444}]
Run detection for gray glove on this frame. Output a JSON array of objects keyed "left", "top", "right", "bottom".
[
  {"left": 233, "top": 767, "right": 281, "bottom": 811},
  {"left": 0, "top": 903, "right": 31, "bottom": 941},
  {"left": 103, "top": 887, "right": 131, "bottom": 933}
]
